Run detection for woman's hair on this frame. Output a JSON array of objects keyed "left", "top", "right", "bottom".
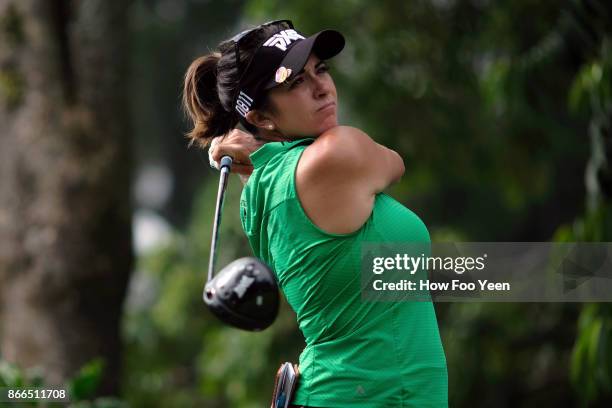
[{"left": 182, "top": 24, "right": 280, "bottom": 148}]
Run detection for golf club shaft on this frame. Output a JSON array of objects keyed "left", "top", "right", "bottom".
[{"left": 207, "top": 155, "right": 233, "bottom": 283}]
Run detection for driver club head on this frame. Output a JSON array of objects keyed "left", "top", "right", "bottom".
[{"left": 204, "top": 257, "right": 279, "bottom": 331}]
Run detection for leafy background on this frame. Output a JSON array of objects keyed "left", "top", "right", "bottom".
[{"left": 1, "top": 0, "right": 611, "bottom": 407}]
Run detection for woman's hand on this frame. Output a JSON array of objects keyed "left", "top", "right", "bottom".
[{"left": 209, "top": 129, "right": 264, "bottom": 177}]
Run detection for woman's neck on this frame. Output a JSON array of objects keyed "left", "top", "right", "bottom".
[{"left": 256, "top": 129, "right": 291, "bottom": 142}]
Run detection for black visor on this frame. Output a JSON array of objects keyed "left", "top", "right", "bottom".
[{"left": 234, "top": 26, "right": 345, "bottom": 119}]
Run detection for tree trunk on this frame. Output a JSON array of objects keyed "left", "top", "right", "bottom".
[{"left": 0, "top": 0, "right": 132, "bottom": 396}]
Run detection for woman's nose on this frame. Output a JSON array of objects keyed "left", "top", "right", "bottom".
[{"left": 312, "top": 75, "right": 330, "bottom": 98}]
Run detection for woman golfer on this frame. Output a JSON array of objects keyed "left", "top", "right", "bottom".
[{"left": 182, "top": 20, "right": 448, "bottom": 408}]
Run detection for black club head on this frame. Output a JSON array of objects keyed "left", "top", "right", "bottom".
[{"left": 204, "top": 257, "right": 279, "bottom": 331}]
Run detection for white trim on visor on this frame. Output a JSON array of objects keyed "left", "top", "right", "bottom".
[{"left": 235, "top": 91, "right": 254, "bottom": 118}]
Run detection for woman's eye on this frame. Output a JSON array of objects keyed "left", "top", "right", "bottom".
[
  {"left": 317, "top": 65, "right": 329, "bottom": 74},
  {"left": 289, "top": 77, "right": 304, "bottom": 88}
]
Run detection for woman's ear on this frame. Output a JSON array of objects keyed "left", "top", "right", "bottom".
[{"left": 245, "top": 110, "right": 276, "bottom": 131}]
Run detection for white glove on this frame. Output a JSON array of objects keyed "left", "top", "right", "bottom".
[{"left": 208, "top": 136, "right": 221, "bottom": 170}]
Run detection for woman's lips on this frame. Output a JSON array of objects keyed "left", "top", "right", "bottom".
[{"left": 317, "top": 102, "right": 336, "bottom": 113}]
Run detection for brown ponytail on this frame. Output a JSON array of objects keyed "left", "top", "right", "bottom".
[
  {"left": 181, "top": 53, "right": 237, "bottom": 148},
  {"left": 182, "top": 23, "right": 289, "bottom": 148}
]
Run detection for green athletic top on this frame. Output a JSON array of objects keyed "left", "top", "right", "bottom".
[{"left": 240, "top": 138, "right": 448, "bottom": 408}]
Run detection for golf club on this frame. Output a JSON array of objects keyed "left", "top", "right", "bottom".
[{"left": 203, "top": 155, "right": 279, "bottom": 331}]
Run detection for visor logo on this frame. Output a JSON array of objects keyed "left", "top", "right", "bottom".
[
  {"left": 275, "top": 66, "right": 292, "bottom": 83},
  {"left": 263, "top": 29, "right": 305, "bottom": 51}
]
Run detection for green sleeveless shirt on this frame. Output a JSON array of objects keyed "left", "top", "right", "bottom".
[{"left": 240, "top": 138, "right": 448, "bottom": 408}]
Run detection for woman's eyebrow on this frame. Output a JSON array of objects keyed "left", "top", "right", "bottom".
[
  {"left": 292, "top": 60, "right": 327, "bottom": 77},
  {"left": 285, "top": 61, "right": 327, "bottom": 88}
]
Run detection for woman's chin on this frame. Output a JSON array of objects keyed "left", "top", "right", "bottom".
[
  {"left": 294, "top": 118, "right": 338, "bottom": 138},
  {"left": 317, "top": 118, "right": 339, "bottom": 135}
]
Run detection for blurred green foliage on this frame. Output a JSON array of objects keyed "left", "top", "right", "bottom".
[
  {"left": 0, "top": 67, "right": 24, "bottom": 110},
  {"left": 0, "top": 356, "right": 126, "bottom": 407}
]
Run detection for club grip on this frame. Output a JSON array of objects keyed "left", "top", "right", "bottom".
[{"left": 220, "top": 156, "right": 233, "bottom": 171}]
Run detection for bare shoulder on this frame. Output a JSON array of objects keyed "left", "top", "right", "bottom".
[
  {"left": 301, "top": 126, "right": 371, "bottom": 170},
  {"left": 296, "top": 126, "right": 373, "bottom": 185},
  {"left": 313, "top": 125, "right": 371, "bottom": 148},
  {"left": 294, "top": 126, "right": 377, "bottom": 235}
]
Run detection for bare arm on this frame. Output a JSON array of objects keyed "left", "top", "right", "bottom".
[
  {"left": 295, "top": 126, "right": 405, "bottom": 234},
  {"left": 306, "top": 126, "right": 405, "bottom": 194},
  {"left": 368, "top": 141, "right": 405, "bottom": 191}
]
